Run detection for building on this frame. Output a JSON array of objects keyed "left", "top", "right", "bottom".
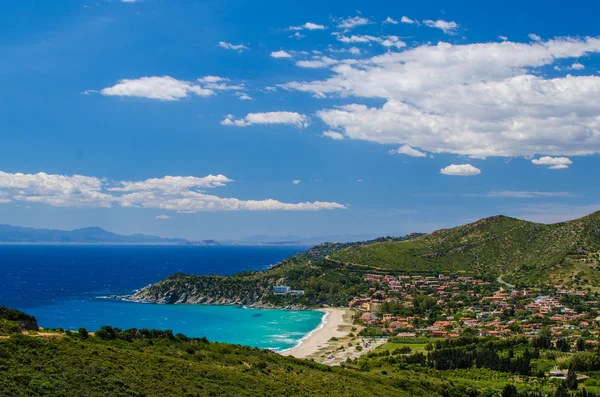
[{"left": 273, "top": 286, "right": 291, "bottom": 295}]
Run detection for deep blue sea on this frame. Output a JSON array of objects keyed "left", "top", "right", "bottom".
[{"left": 0, "top": 245, "right": 324, "bottom": 351}]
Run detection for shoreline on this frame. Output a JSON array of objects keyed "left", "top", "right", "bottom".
[{"left": 281, "top": 308, "right": 352, "bottom": 359}]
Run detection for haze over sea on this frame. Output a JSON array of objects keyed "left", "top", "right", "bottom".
[{"left": 0, "top": 245, "right": 324, "bottom": 351}]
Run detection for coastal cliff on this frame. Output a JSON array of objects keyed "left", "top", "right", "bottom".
[{"left": 126, "top": 273, "right": 279, "bottom": 306}]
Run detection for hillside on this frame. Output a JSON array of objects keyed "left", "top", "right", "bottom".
[
  {"left": 0, "top": 311, "right": 469, "bottom": 397},
  {"left": 331, "top": 212, "right": 600, "bottom": 289},
  {"left": 126, "top": 235, "right": 422, "bottom": 307},
  {"left": 0, "top": 307, "right": 39, "bottom": 335},
  {"left": 129, "top": 211, "right": 600, "bottom": 307},
  {"left": 0, "top": 224, "right": 187, "bottom": 244}
]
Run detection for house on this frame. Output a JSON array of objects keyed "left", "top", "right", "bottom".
[{"left": 273, "top": 286, "right": 290, "bottom": 295}]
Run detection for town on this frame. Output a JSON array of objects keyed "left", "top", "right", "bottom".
[{"left": 349, "top": 273, "right": 600, "bottom": 350}]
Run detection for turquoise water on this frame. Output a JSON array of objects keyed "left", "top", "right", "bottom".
[
  {"left": 30, "top": 299, "right": 324, "bottom": 351},
  {"left": 0, "top": 245, "right": 324, "bottom": 351}
]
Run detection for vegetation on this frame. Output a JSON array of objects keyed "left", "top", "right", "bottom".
[
  {"left": 130, "top": 211, "right": 600, "bottom": 309},
  {"left": 0, "top": 321, "right": 474, "bottom": 397},
  {"left": 331, "top": 212, "right": 600, "bottom": 289},
  {"left": 0, "top": 306, "right": 38, "bottom": 335}
]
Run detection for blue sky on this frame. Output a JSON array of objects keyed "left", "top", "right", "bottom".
[{"left": 1, "top": 0, "right": 600, "bottom": 240}]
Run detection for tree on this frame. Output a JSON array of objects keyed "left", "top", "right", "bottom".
[
  {"left": 576, "top": 337, "right": 586, "bottom": 352},
  {"left": 502, "top": 384, "right": 518, "bottom": 397},
  {"left": 532, "top": 327, "right": 552, "bottom": 349},
  {"left": 554, "top": 383, "right": 570, "bottom": 397},
  {"left": 556, "top": 338, "right": 570, "bottom": 352},
  {"left": 78, "top": 327, "right": 89, "bottom": 338},
  {"left": 566, "top": 366, "right": 578, "bottom": 391}
]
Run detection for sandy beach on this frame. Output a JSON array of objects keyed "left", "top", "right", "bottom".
[{"left": 282, "top": 308, "right": 352, "bottom": 359}]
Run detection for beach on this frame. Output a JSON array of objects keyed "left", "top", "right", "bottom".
[{"left": 282, "top": 308, "right": 352, "bottom": 358}]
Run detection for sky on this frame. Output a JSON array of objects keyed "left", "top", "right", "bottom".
[{"left": 1, "top": 0, "right": 600, "bottom": 240}]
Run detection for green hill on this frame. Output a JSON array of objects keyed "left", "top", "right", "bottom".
[
  {"left": 0, "top": 320, "right": 469, "bottom": 397},
  {"left": 330, "top": 212, "right": 600, "bottom": 289},
  {"left": 127, "top": 211, "right": 600, "bottom": 307},
  {"left": 0, "top": 306, "right": 39, "bottom": 335}
]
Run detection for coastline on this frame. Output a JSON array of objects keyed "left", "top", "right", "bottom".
[{"left": 281, "top": 308, "right": 352, "bottom": 359}]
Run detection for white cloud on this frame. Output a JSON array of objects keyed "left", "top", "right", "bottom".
[
  {"left": 337, "top": 16, "right": 371, "bottom": 29},
  {"left": 290, "top": 32, "right": 305, "bottom": 40},
  {"left": 218, "top": 41, "right": 249, "bottom": 51},
  {"left": 155, "top": 215, "right": 171, "bottom": 220},
  {"left": 499, "top": 36, "right": 508, "bottom": 41},
  {"left": 271, "top": 50, "right": 292, "bottom": 58},
  {"left": 423, "top": 19, "right": 459, "bottom": 34},
  {"left": 292, "top": 180, "right": 301, "bottom": 184},
  {"left": 197, "top": 76, "right": 226, "bottom": 83},
  {"left": 0, "top": 171, "right": 346, "bottom": 212},
  {"left": 528, "top": 33, "right": 542, "bottom": 42},
  {"left": 335, "top": 34, "right": 406, "bottom": 49},
  {"left": 568, "top": 62, "right": 585, "bottom": 70},
  {"left": 303, "top": 22, "right": 325, "bottom": 30},
  {"left": 296, "top": 56, "right": 339, "bottom": 69},
  {"left": 289, "top": 22, "right": 326, "bottom": 31},
  {"left": 384, "top": 17, "right": 398, "bottom": 24},
  {"left": 531, "top": 156, "right": 573, "bottom": 169},
  {"left": 109, "top": 175, "right": 233, "bottom": 192},
  {"left": 323, "top": 130, "right": 344, "bottom": 140},
  {"left": 283, "top": 37, "right": 600, "bottom": 158},
  {"left": 349, "top": 47, "right": 361, "bottom": 54},
  {"left": 400, "top": 16, "right": 416, "bottom": 24},
  {"left": 236, "top": 92, "right": 252, "bottom": 100},
  {"left": 389, "top": 145, "right": 427, "bottom": 157},
  {"left": 549, "top": 164, "right": 569, "bottom": 169},
  {"left": 221, "top": 112, "right": 309, "bottom": 127},
  {"left": 101, "top": 76, "right": 214, "bottom": 101},
  {"left": 0, "top": 171, "right": 113, "bottom": 208},
  {"left": 440, "top": 164, "right": 481, "bottom": 176}
]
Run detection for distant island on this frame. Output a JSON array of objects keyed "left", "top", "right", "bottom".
[{"left": 0, "top": 224, "right": 187, "bottom": 244}]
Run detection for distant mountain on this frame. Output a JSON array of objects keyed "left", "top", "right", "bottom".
[{"left": 0, "top": 224, "right": 187, "bottom": 244}]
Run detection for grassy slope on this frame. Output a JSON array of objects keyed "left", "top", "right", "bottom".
[
  {"left": 0, "top": 333, "right": 471, "bottom": 397},
  {"left": 331, "top": 212, "right": 600, "bottom": 288}
]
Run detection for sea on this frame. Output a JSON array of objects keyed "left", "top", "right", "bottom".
[{"left": 0, "top": 245, "right": 325, "bottom": 351}]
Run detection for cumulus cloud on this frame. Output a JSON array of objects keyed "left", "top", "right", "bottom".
[
  {"left": 221, "top": 112, "right": 309, "bottom": 127},
  {"left": 271, "top": 50, "right": 292, "bottom": 58},
  {"left": 236, "top": 92, "right": 252, "bottom": 100},
  {"left": 282, "top": 37, "right": 600, "bottom": 159},
  {"left": 440, "top": 164, "right": 481, "bottom": 176},
  {"left": 0, "top": 171, "right": 113, "bottom": 208},
  {"left": 295, "top": 56, "right": 339, "bottom": 68},
  {"left": 389, "top": 145, "right": 427, "bottom": 157},
  {"left": 101, "top": 76, "right": 214, "bottom": 101},
  {"left": 528, "top": 33, "right": 542, "bottom": 42},
  {"left": 218, "top": 41, "right": 249, "bottom": 51},
  {"left": 384, "top": 17, "right": 398, "bottom": 24},
  {"left": 290, "top": 22, "right": 326, "bottom": 30},
  {"left": 337, "top": 16, "right": 371, "bottom": 29},
  {"left": 292, "top": 180, "right": 301, "bottom": 184},
  {"left": 155, "top": 215, "right": 171, "bottom": 220},
  {"left": 531, "top": 156, "right": 573, "bottom": 169},
  {"left": 423, "top": 19, "right": 459, "bottom": 34},
  {"left": 335, "top": 34, "right": 406, "bottom": 49},
  {"left": 109, "top": 175, "right": 233, "bottom": 192},
  {"left": 568, "top": 62, "right": 585, "bottom": 70},
  {"left": 323, "top": 130, "right": 344, "bottom": 140},
  {"left": 0, "top": 171, "right": 346, "bottom": 212}
]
